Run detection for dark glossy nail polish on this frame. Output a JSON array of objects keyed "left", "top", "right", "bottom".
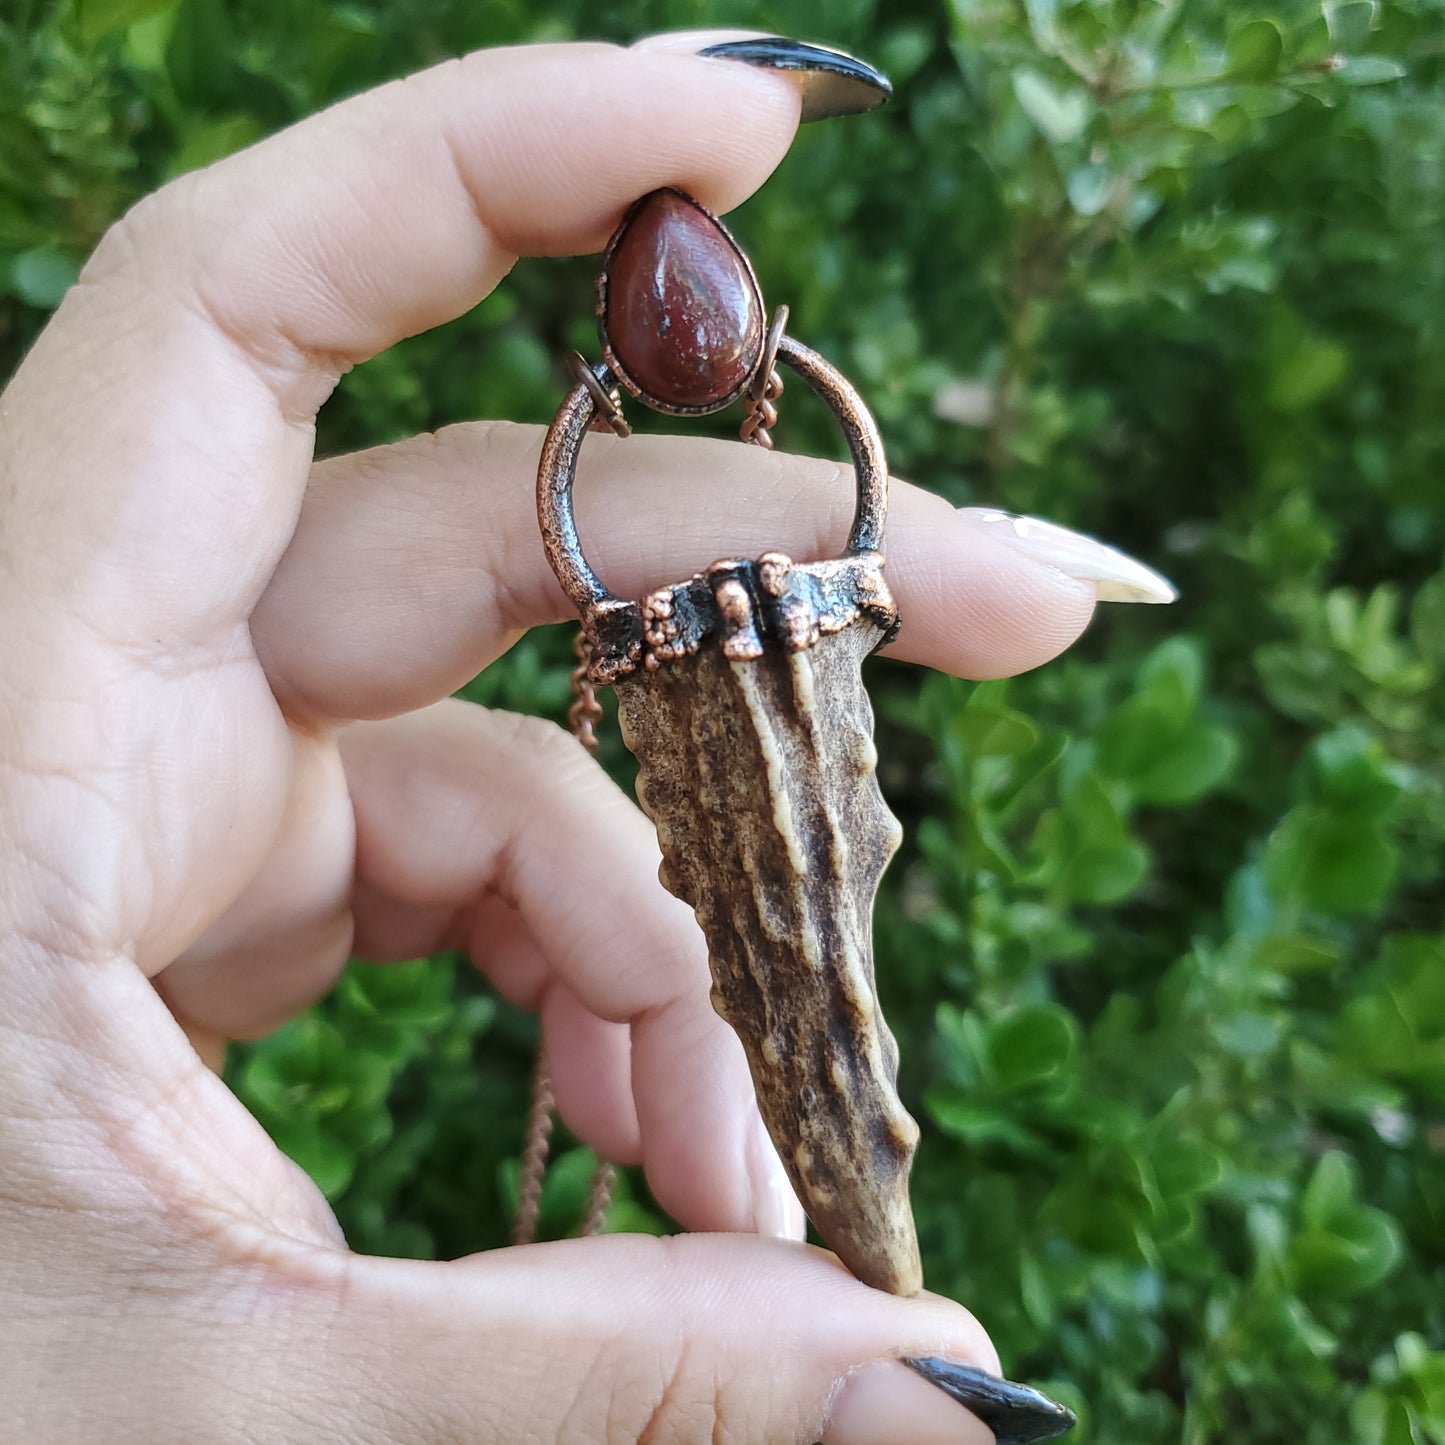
[
  {"left": 696, "top": 37, "right": 892, "bottom": 123},
  {"left": 904, "top": 1358, "right": 1077, "bottom": 1444}
]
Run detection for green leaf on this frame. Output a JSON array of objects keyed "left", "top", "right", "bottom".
[
  {"left": 1301, "top": 1151, "right": 1357, "bottom": 1228},
  {"left": 1340, "top": 993, "right": 1419, "bottom": 1073},
  {"left": 1057, "top": 837, "right": 1151, "bottom": 904},
  {"left": 1305, "top": 727, "right": 1404, "bottom": 817},
  {"left": 74, "top": 0, "right": 175, "bottom": 41},
  {"left": 1267, "top": 330, "right": 1349, "bottom": 410},
  {"left": 339, "top": 959, "right": 457, "bottom": 1030},
  {"left": 1292, "top": 1205, "right": 1403, "bottom": 1297},
  {"left": 1340, "top": 942, "right": 1445, "bottom": 1095},
  {"left": 1151, "top": 1136, "right": 1226, "bottom": 1201},
  {"left": 954, "top": 686, "right": 1040, "bottom": 758},
  {"left": 987, "top": 1003, "right": 1080, "bottom": 1092},
  {"left": 1253, "top": 932, "right": 1342, "bottom": 974},
  {"left": 267, "top": 1118, "right": 357, "bottom": 1198},
  {"left": 1337, "top": 56, "right": 1407, "bottom": 86},
  {"left": 1380, "top": 934, "right": 1445, "bottom": 1033},
  {"left": 1263, "top": 806, "right": 1398, "bottom": 915},
  {"left": 1410, "top": 569, "right": 1445, "bottom": 671},
  {"left": 1227, "top": 19, "right": 1284, "bottom": 83},
  {"left": 602, "top": 1200, "right": 670, "bottom": 1236},
  {"left": 538, "top": 1146, "right": 602, "bottom": 1226},
  {"left": 1130, "top": 720, "right": 1239, "bottom": 806},
  {"left": 1138, "top": 635, "right": 1206, "bottom": 709},
  {"left": 1327, "top": 1, "right": 1376, "bottom": 49},
  {"left": 1019, "top": 1249, "right": 1056, "bottom": 1330},
  {"left": 1095, "top": 695, "right": 1178, "bottom": 777},
  {"left": 924, "top": 1089, "right": 1054, "bottom": 1157},
  {"left": 1067, "top": 164, "right": 1111, "bottom": 217},
  {"left": 1012, "top": 68, "right": 1093, "bottom": 143},
  {"left": 1043, "top": 1144, "right": 1153, "bottom": 1254},
  {"left": 10, "top": 248, "right": 82, "bottom": 309},
  {"left": 1353, "top": 1391, "right": 1416, "bottom": 1445},
  {"left": 1023, "top": 0, "right": 1059, "bottom": 50},
  {"left": 1211, "top": 1009, "right": 1285, "bottom": 1057},
  {"left": 1288, "top": 1152, "right": 1404, "bottom": 1298},
  {"left": 168, "top": 113, "right": 265, "bottom": 175},
  {"left": 935, "top": 1003, "right": 987, "bottom": 1089}
]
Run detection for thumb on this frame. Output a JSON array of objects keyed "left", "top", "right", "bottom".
[{"left": 282, "top": 1234, "right": 1006, "bottom": 1443}]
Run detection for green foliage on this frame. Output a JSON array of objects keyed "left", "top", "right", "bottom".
[{"left": 3, "top": 0, "right": 1442, "bottom": 1440}]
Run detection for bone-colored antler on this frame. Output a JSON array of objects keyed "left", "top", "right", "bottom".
[{"left": 611, "top": 551, "right": 921, "bottom": 1297}]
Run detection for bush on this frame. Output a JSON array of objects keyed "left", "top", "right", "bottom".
[{"left": 4, "top": 1, "right": 1442, "bottom": 1439}]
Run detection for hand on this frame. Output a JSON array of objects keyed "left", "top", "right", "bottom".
[{"left": 0, "top": 33, "right": 1118, "bottom": 1443}]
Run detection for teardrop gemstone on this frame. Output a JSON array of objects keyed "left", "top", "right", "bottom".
[{"left": 599, "top": 189, "right": 764, "bottom": 415}]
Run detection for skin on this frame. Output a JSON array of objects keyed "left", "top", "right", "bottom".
[{"left": 0, "top": 36, "right": 1096, "bottom": 1444}]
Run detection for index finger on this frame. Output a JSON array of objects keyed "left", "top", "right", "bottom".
[{"left": 0, "top": 42, "right": 801, "bottom": 646}]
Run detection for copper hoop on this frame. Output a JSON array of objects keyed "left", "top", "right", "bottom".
[{"left": 537, "top": 332, "right": 889, "bottom": 617}]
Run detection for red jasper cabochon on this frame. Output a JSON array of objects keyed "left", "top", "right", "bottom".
[{"left": 599, "top": 189, "right": 764, "bottom": 414}]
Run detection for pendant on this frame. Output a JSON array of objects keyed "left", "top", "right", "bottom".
[{"left": 537, "top": 189, "right": 922, "bottom": 1297}]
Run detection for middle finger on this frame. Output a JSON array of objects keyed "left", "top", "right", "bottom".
[{"left": 251, "top": 421, "right": 1101, "bottom": 725}]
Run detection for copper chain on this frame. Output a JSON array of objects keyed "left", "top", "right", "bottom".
[
  {"left": 566, "top": 628, "right": 604, "bottom": 758},
  {"left": 510, "top": 1046, "right": 556, "bottom": 1247},
  {"left": 739, "top": 367, "right": 783, "bottom": 449},
  {"left": 512, "top": 632, "right": 614, "bottom": 1246},
  {"left": 740, "top": 304, "right": 788, "bottom": 449}
]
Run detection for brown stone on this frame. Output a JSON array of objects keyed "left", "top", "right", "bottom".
[{"left": 600, "top": 189, "right": 764, "bottom": 414}]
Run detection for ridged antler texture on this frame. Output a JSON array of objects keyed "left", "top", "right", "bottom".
[{"left": 607, "top": 551, "right": 922, "bottom": 1296}]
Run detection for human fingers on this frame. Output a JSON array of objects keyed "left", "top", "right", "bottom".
[
  {"left": 0, "top": 40, "right": 802, "bottom": 975},
  {"left": 284, "top": 1234, "right": 1014, "bottom": 1445},
  {"left": 161, "top": 778, "right": 651, "bottom": 1171},
  {"left": 329, "top": 699, "right": 790, "bottom": 1236},
  {"left": 154, "top": 731, "right": 356, "bottom": 1036},
  {"left": 251, "top": 423, "right": 1162, "bottom": 725},
  {"left": 540, "top": 982, "right": 642, "bottom": 1168},
  {"left": 18, "top": 1231, "right": 1027, "bottom": 1443},
  {"left": 2, "top": 43, "right": 802, "bottom": 648}
]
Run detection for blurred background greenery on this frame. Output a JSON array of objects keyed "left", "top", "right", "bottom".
[{"left": 4, "top": 0, "right": 1443, "bottom": 1440}]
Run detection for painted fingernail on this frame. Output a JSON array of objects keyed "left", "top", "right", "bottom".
[
  {"left": 748, "top": 1113, "right": 808, "bottom": 1241},
  {"left": 825, "top": 1360, "right": 997, "bottom": 1444},
  {"left": 970, "top": 508, "right": 1178, "bottom": 604},
  {"left": 904, "top": 1358, "right": 1077, "bottom": 1444},
  {"left": 697, "top": 37, "right": 892, "bottom": 122}
]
